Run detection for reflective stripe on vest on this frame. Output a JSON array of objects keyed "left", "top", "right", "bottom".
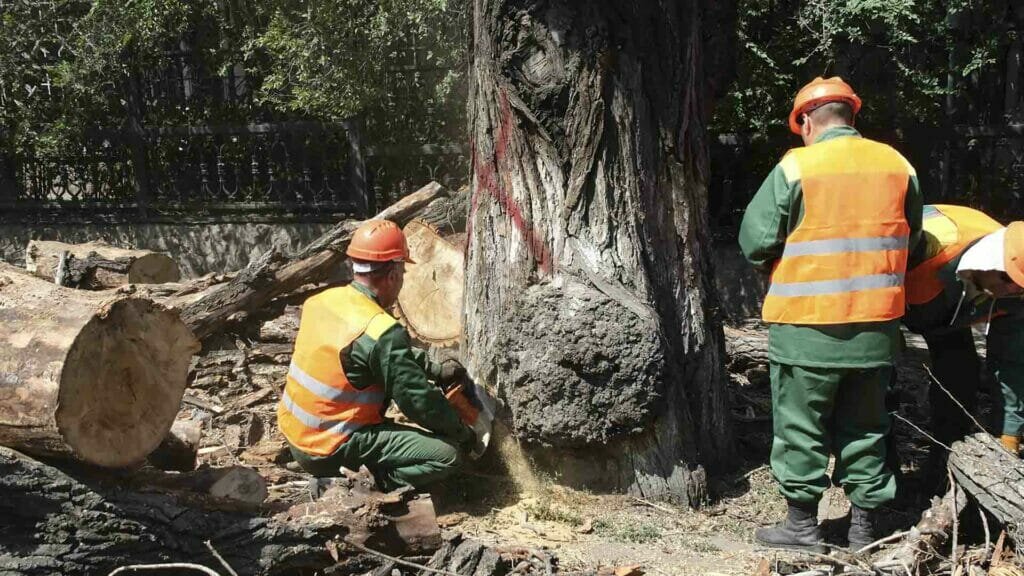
[
  {"left": 905, "top": 205, "right": 1004, "bottom": 305},
  {"left": 276, "top": 284, "right": 394, "bottom": 456},
  {"left": 287, "top": 361, "right": 386, "bottom": 405},
  {"left": 761, "top": 136, "right": 912, "bottom": 324}
]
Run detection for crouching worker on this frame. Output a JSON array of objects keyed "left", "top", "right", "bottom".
[
  {"left": 277, "top": 219, "right": 476, "bottom": 491},
  {"left": 904, "top": 205, "right": 1024, "bottom": 459}
]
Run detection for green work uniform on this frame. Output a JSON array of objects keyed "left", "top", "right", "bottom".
[
  {"left": 739, "top": 126, "right": 924, "bottom": 509},
  {"left": 904, "top": 228, "right": 1024, "bottom": 440},
  {"left": 289, "top": 282, "right": 474, "bottom": 490}
]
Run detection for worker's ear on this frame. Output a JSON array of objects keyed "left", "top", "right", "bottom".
[{"left": 800, "top": 113, "right": 813, "bottom": 139}]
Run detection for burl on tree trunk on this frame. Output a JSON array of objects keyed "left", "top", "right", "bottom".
[
  {"left": 25, "top": 240, "right": 180, "bottom": 289},
  {"left": 0, "top": 263, "right": 198, "bottom": 467},
  {"left": 464, "top": 0, "right": 736, "bottom": 504}
]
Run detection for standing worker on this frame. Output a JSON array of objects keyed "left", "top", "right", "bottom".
[
  {"left": 903, "top": 204, "right": 1024, "bottom": 462},
  {"left": 739, "top": 77, "right": 923, "bottom": 552},
  {"left": 277, "top": 219, "right": 475, "bottom": 491}
]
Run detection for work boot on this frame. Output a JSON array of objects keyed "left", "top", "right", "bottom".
[
  {"left": 755, "top": 501, "right": 827, "bottom": 553},
  {"left": 847, "top": 504, "right": 878, "bottom": 552}
]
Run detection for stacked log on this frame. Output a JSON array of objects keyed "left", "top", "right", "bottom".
[
  {"left": 0, "top": 263, "right": 199, "bottom": 467},
  {"left": 26, "top": 240, "right": 180, "bottom": 288}
]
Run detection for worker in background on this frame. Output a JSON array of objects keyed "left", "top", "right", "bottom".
[
  {"left": 903, "top": 205, "right": 1024, "bottom": 463},
  {"left": 739, "top": 77, "right": 923, "bottom": 552},
  {"left": 277, "top": 219, "right": 475, "bottom": 491}
]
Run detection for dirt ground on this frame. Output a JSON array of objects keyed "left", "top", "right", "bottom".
[{"left": 186, "top": 317, "right": 1003, "bottom": 575}]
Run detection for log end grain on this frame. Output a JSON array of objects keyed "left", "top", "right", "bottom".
[
  {"left": 56, "top": 298, "right": 199, "bottom": 467},
  {"left": 126, "top": 253, "right": 181, "bottom": 284}
]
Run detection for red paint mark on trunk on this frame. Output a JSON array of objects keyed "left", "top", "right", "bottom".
[{"left": 468, "top": 89, "right": 552, "bottom": 274}]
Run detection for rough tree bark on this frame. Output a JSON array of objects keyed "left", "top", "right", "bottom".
[
  {"left": 25, "top": 240, "right": 180, "bottom": 289},
  {"left": 0, "top": 264, "right": 199, "bottom": 467},
  {"left": 949, "top": 433, "right": 1024, "bottom": 529},
  {"left": 464, "top": 0, "right": 736, "bottom": 504}
]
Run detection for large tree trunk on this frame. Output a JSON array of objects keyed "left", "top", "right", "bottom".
[
  {"left": 0, "top": 264, "right": 199, "bottom": 467},
  {"left": 464, "top": 0, "right": 735, "bottom": 504},
  {"left": 25, "top": 240, "right": 180, "bottom": 289},
  {"left": 0, "top": 447, "right": 439, "bottom": 576}
]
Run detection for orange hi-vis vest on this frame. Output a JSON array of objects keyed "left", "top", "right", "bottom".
[
  {"left": 905, "top": 205, "right": 1004, "bottom": 305},
  {"left": 762, "top": 136, "right": 913, "bottom": 324},
  {"left": 277, "top": 285, "right": 395, "bottom": 456}
]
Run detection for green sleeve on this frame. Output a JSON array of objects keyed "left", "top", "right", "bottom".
[
  {"left": 739, "top": 163, "right": 796, "bottom": 273},
  {"left": 408, "top": 346, "right": 442, "bottom": 381},
  {"left": 372, "top": 325, "right": 472, "bottom": 443},
  {"left": 904, "top": 173, "right": 924, "bottom": 268}
]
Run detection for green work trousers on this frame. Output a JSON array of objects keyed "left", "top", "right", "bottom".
[
  {"left": 289, "top": 422, "right": 464, "bottom": 491},
  {"left": 770, "top": 362, "right": 896, "bottom": 509}
]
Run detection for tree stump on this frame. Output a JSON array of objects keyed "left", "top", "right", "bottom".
[
  {"left": 0, "top": 263, "right": 199, "bottom": 467},
  {"left": 463, "top": 0, "right": 734, "bottom": 504},
  {"left": 25, "top": 240, "right": 180, "bottom": 289}
]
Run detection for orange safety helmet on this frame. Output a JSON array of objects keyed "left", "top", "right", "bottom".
[
  {"left": 789, "top": 76, "right": 863, "bottom": 135},
  {"left": 346, "top": 219, "right": 415, "bottom": 263},
  {"left": 1004, "top": 221, "right": 1024, "bottom": 288}
]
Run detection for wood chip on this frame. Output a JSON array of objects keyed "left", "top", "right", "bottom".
[{"left": 183, "top": 393, "right": 224, "bottom": 414}]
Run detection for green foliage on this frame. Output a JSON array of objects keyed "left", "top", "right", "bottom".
[
  {"left": 714, "top": 0, "right": 1011, "bottom": 134},
  {"left": 1, "top": 0, "right": 467, "bottom": 157}
]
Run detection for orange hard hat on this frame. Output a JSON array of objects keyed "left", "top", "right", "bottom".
[
  {"left": 347, "top": 219, "right": 415, "bottom": 263},
  {"left": 788, "top": 76, "right": 862, "bottom": 134},
  {"left": 1004, "top": 221, "right": 1024, "bottom": 288}
]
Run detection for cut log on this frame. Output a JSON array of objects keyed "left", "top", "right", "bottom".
[
  {"left": 25, "top": 240, "right": 180, "bottom": 289},
  {"left": 395, "top": 220, "right": 464, "bottom": 348},
  {"left": 181, "top": 181, "right": 449, "bottom": 340},
  {"left": 147, "top": 418, "right": 204, "bottom": 472},
  {"left": 0, "top": 263, "right": 199, "bottom": 467},
  {"left": 723, "top": 324, "right": 770, "bottom": 372},
  {"left": 0, "top": 447, "right": 440, "bottom": 576},
  {"left": 948, "top": 432, "right": 1024, "bottom": 529}
]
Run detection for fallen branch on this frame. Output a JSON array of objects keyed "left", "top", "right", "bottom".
[
  {"left": 108, "top": 564, "right": 222, "bottom": 576},
  {"left": 204, "top": 541, "right": 240, "bottom": 576},
  {"left": 181, "top": 182, "right": 448, "bottom": 340},
  {"left": 339, "top": 538, "right": 461, "bottom": 576}
]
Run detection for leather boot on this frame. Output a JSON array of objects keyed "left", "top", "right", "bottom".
[
  {"left": 755, "top": 501, "right": 827, "bottom": 553},
  {"left": 847, "top": 504, "right": 877, "bottom": 552},
  {"left": 1000, "top": 434, "right": 1020, "bottom": 457}
]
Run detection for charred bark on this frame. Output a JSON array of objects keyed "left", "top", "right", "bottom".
[
  {"left": 0, "top": 448, "right": 440, "bottom": 576},
  {"left": 464, "top": 0, "right": 735, "bottom": 504}
]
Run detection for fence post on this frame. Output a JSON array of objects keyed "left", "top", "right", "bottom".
[
  {"left": 344, "top": 117, "right": 371, "bottom": 216},
  {"left": 126, "top": 73, "right": 151, "bottom": 218}
]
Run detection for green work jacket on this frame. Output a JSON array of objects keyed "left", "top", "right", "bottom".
[
  {"left": 345, "top": 281, "right": 473, "bottom": 444},
  {"left": 738, "top": 126, "right": 924, "bottom": 368}
]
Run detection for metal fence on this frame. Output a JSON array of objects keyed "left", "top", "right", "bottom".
[
  {"left": 0, "top": 121, "right": 369, "bottom": 219},
  {"left": 708, "top": 124, "right": 1024, "bottom": 230}
]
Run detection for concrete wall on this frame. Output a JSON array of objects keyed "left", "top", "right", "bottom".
[
  {"left": 0, "top": 221, "right": 766, "bottom": 322},
  {"left": 0, "top": 222, "right": 334, "bottom": 278}
]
